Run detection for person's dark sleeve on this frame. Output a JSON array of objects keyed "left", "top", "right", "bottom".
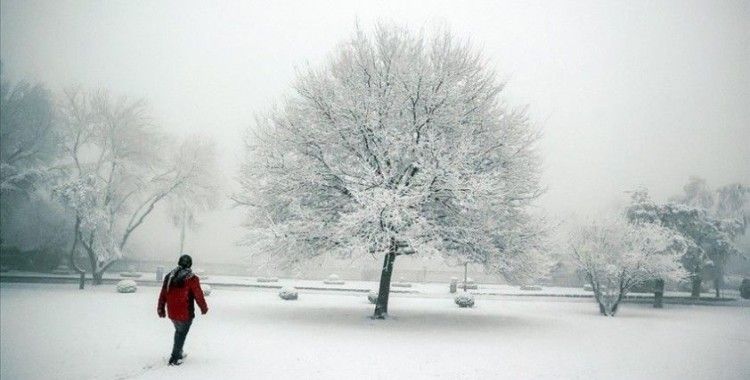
[
  {"left": 192, "top": 277, "right": 208, "bottom": 315},
  {"left": 157, "top": 275, "right": 169, "bottom": 317}
]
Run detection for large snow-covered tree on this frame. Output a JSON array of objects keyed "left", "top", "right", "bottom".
[
  {"left": 54, "top": 88, "right": 217, "bottom": 286},
  {"left": 237, "top": 25, "right": 546, "bottom": 318},
  {"left": 570, "top": 218, "right": 685, "bottom": 316}
]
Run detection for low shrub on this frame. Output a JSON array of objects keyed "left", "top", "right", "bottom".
[
  {"left": 116, "top": 280, "right": 137, "bottom": 293},
  {"left": 740, "top": 279, "right": 750, "bottom": 300},
  {"left": 279, "top": 287, "right": 298, "bottom": 300},
  {"left": 454, "top": 292, "right": 475, "bottom": 308},
  {"left": 31, "top": 249, "right": 62, "bottom": 273},
  {"left": 0, "top": 246, "right": 31, "bottom": 270},
  {"left": 201, "top": 284, "right": 212, "bottom": 296}
]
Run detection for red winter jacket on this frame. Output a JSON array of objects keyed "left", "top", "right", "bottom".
[{"left": 157, "top": 269, "right": 208, "bottom": 321}]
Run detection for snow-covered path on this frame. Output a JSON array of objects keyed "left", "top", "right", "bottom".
[{"left": 1, "top": 283, "right": 748, "bottom": 380}]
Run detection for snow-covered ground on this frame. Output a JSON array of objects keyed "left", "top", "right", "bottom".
[{"left": 1, "top": 283, "right": 748, "bottom": 380}]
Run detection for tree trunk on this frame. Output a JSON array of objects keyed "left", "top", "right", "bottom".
[
  {"left": 590, "top": 281, "right": 607, "bottom": 316},
  {"left": 594, "top": 288, "right": 623, "bottom": 317},
  {"left": 92, "top": 271, "right": 104, "bottom": 285},
  {"left": 713, "top": 267, "right": 723, "bottom": 298},
  {"left": 93, "top": 260, "right": 118, "bottom": 285},
  {"left": 68, "top": 217, "right": 86, "bottom": 290},
  {"left": 463, "top": 262, "right": 468, "bottom": 292},
  {"left": 373, "top": 239, "right": 396, "bottom": 319},
  {"left": 86, "top": 253, "right": 96, "bottom": 285},
  {"left": 179, "top": 216, "right": 186, "bottom": 254},
  {"left": 691, "top": 276, "right": 702, "bottom": 298},
  {"left": 653, "top": 279, "right": 664, "bottom": 308},
  {"left": 606, "top": 290, "right": 624, "bottom": 316}
]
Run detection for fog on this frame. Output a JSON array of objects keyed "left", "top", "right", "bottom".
[{"left": 1, "top": 0, "right": 748, "bottom": 263}]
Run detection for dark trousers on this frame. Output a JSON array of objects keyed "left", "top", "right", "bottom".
[{"left": 171, "top": 319, "right": 193, "bottom": 361}]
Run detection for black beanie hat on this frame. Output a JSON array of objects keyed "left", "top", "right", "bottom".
[{"left": 178, "top": 254, "right": 192, "bottom": 269}]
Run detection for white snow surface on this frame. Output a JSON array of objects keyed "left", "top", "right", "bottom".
[{"left": 1, "top": 283, "right": 748, "bottom": 380}]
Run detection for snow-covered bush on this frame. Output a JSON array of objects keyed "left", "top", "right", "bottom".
[
  {"left": 201, "top": 284, "right": 212, "bottom": 296},
  {"left": 257, "top": 277, "right": 279, "bottom": 283},
  {"left": 323, "top": 274, "right": 345, "bottom": 285},
  {"left": 454, "top": 292, "right": 475, "bottom": 308},
  {"left": 279, "top": 287, "right": 298, "bottom": 300},
  {"left": 367, "top": 290, "right": 379, "bottom": 304},
  {"left": 116, "top": 280, "right": 137, "bottom": 293},
  {"left": 520, "top": 284, "right": 542, "bottom": 291}
]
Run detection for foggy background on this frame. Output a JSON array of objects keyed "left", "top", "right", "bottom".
[{"left": 1, "top": 0, "right": 748, "bottom": 264}]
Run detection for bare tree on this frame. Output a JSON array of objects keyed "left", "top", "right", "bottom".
[
  {"left": 54, "top": 88, "right": 215, "bottom": 286},
  {"left": 237, "top": 25, "right": 546, "bottom": 318},
  {"left": 167, "top": 136, "right": 221, "bottom": 253}
]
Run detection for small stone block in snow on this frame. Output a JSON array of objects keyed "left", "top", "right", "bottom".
[
  {"left": 520, "top": 285, "right": 543, "bottom": 291},
  {"left": 454, "top": 293, "right": 475, "bottom": 308},
  {"left": 116, "top": 280, "right": 137, "bottom": 293},
  {"left": 257, "top": 277, "right": 279, "bottom": 283},
  {"left": 279, "top": 287, "right": 298, "bottom": 300},
  {"left": 392, "top": 283, "right": 412, "bottom": 288},
  {"left": 323, "top": 274, "right": 345, "bottom": 285}
]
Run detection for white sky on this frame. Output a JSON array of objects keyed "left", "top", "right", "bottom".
[{"left": 1, "top": 0, "right": 748, "bottom": 262}]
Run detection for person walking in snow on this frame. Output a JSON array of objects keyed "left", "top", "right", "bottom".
[{"left": 157, "top": 254, "right": 208, "bottom": 366}]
